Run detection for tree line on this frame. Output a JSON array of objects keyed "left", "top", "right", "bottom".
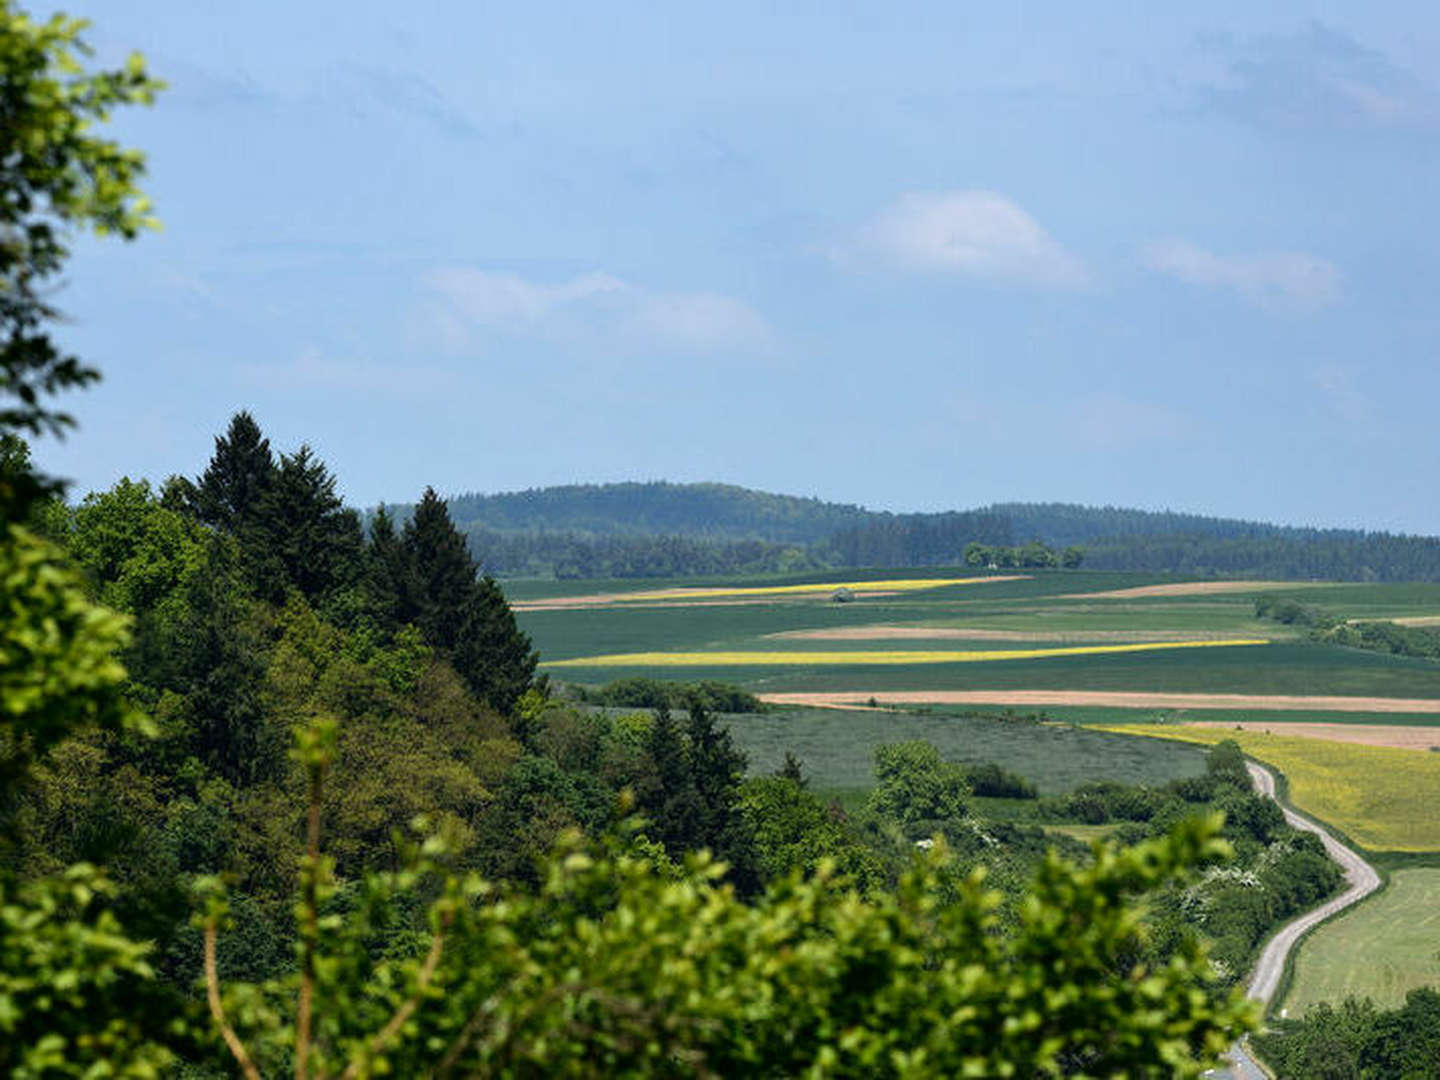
[
  {"left": 405, "top": 486, "right": 1440, "bottom": 581},
  {"left": 1256, "top": 596, "right": 1440, "bottom": 661}
]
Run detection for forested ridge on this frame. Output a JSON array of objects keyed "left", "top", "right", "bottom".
[{"left": 404, "top": 484, "right": 1440, "bottom": 581}]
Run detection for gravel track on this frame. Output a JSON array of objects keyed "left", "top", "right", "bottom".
[{"left": 1212, "top": 761, "right": 1382, "bottom": 1079}]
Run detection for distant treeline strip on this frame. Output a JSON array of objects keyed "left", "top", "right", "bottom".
[
  {"left": 370, "top": 482, "right": 1440, "bottom": 582},
  {"left": 465, "top": 523, "right": 1440, "bottom": 584},
  {"left": 1079, "top": 532, "right": 1440, "bottom": 583}
]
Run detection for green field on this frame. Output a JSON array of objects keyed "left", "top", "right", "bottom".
[
  {"left": 722, "top": 707, "right": 1207, "bottom": 794},
  {"left": 551, "top": 644, "right": 1440, "bottom": 699},
  {"left": 1284, "top": 868, "right": 1440, "bottom": 1016},
  {"left": 519, "top": 570, "right": 1440, "bottom": 820},
  {"left": 517, "top": 570, "right": 1440, "bottom": 701}
]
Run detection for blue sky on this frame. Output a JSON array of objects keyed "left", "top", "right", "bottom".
[{"left": 32, "top": 2, "right": 1440, "bottom": 533}]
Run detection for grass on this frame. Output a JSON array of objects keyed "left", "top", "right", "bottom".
[
  {"left": 1283, "top": 868, "right": 1440, "bottom": 1016},
  {"left": 560, "top": 642, "right": 1440, "bottom": 701},
  {"left": 723, "top": 707, "right": 1208, "bottom": 795},
  {"left": 1091, "top": 724, "right": 1440, "bottom": 851}
]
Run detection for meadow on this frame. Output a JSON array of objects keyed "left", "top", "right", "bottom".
[
  {"left": 1282, "top": 868, "right": 1440, "bottom": 1015},
  {"left": 721, "top": 707, "right": 1209, "bottom": 795}
]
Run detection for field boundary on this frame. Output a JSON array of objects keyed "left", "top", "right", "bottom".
[{"left": 758, "top": 690, "right": 1440, "bottom": 714}]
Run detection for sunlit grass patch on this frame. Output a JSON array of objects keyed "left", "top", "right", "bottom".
[
  {"left": 546, "top": 639, "right": 1269, "bottom": 668},
  {"left": 1092, "top": 723, "right": 1440, "bottom": 851},
  {"left": 1284, "top": 868, "right": 1440, "bottom": 1016}
]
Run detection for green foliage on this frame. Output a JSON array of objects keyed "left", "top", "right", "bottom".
[
  {"left": 578, "top": 676, "right": 763, "bottom": 712},
  {"left": 739, "top": 774, "right": 887, "bottom": 890},
  {"left": 67, "top": 477, "right": 207, "bottom": 614},
  {"left": 0, "top": 526, "right": 138, "bottom": 804},
  {"left": 202, "top": 804, "right": 1256, "bottom": 1078},
  {"left": 865, "top": 741, "right": 971, "bottom": 834},
  {"left": 0, "top": 864, "right": 177, "bottom": 1077},
  {"left": 963, "top": 761, "right": 1037, "bottom": 799},
  {"left": 963, "top": 540, "right": 1075, "bottom": 569},
  {"left": 1254, "top": 988, "right": 1440, "bottom": 1079}
]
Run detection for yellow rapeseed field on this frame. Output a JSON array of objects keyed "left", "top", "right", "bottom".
[
  {"left": 547, "top": 638, "right": 1269, "bottom": 668},
  {"left": 1094, "top": 724, "right": 1440, "bottom": 851}
]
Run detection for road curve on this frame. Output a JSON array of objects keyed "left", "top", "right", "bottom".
[
  {"left": 1241, "top": 760, "right": 1382, "bottom": 1006},
  {"left": 1212, "top": 761, "right": 1383, "bottom": 1079}
]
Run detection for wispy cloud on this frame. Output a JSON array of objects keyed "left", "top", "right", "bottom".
[
  {"left": 1141, "top": 240, "right": 1341, "bottom": 309},
  {"left": 1197, "top": 22, "right": 1440, "bottom": 132},
  {"left": 422, "top": 268, "right": 775, "bottom": 354},
  {"left": 845, "top": 190, "right": 1089, "bottom": 289}
]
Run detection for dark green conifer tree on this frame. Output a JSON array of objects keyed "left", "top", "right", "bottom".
[
  {"left": 452, "top": 574, "right": 538, "bottom": 714},
  {"left": 401, "top": 487, "right": 476, "bottom": 650},
  {"left": 400, "top": 487, "right": 537, "bottom": 712},
  {"left": 363, "top": 504, "right": 408, "bottom": 630},
  {"left": 192, "top": 411, "right": 275, "bottom": 535},
  {"left": 253, "top": 444, "right": 364, "bottom": 602},
  {"left": 639, "top": 707, "right": 703, "bottom": 854},
  {"left": 685, "top": 697, "right": 759, "bottom": 893}
]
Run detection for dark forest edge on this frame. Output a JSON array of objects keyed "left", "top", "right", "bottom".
[{"left": 376, "top": 482, "right": 1440, "bottom": 582}]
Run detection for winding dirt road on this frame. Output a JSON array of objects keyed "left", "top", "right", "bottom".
[
  {"left": 1215, "top": 761, "right": 1382, "bottom": 1078},
  {"left": 1241, "top": 760, "right": 1381, "bottom": 1005}
]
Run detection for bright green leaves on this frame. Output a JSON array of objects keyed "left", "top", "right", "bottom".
[
  {"left": 0, "top": 864, "right": 176, "bottom": 1078},
  {"left": 0, "top": 525, "right": 137, "bottom": 791},
  {"left": 866, "top": 740, "right": 972, "bottom": 833},
  {"left": 201, "top": 810, "right": 1255, "bottom": 1077}
]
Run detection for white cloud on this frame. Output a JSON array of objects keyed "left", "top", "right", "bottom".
[
  {"left": 849, "top": 190, "right": 1089, "bottom": 288},
  {"left": 1141, "top": 240, "right": 1341, "bottom": 308},
  {"left": 426, "top": 268, "right": 626, "bottom": 325},
  {"left": 422, "top": 268, "right": 773, "bottom": 354}
]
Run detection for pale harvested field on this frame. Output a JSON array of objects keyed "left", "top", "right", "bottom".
[
  {"left": 1184, "top": 720, "right": 1440, "bottom": 750},
  {"left": 513, "top": 575, "right": 1027, "bottom": 611},
  {"left": 548, "top": 640, "right": 1267, "bottom": 668},
  {"left": 515, "top": 591, "right": 902, "bottom": 612},
  {"left": 757, "top": 690, "right": 1440, "bottom": 714},
  {"left": 771, "top": 625, "right": 1252, "bottom": 643},
  {"left": 1057, "top": 580, "right": 1318, "bottom": 600},
  {"left": 1394, "top": 615, "right": 1440, "bottom": 627}
]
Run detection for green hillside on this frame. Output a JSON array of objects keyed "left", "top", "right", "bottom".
[{"left": 376, "top": 482, "right": 1440, "bottom": 582}]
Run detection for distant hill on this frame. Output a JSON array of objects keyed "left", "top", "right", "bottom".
[
  {"left": 377, "top": 483, "right": 1440, "bottom": 582},
  {"left": 443, "top": 482, "right": 874, "bottom": 543}
]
